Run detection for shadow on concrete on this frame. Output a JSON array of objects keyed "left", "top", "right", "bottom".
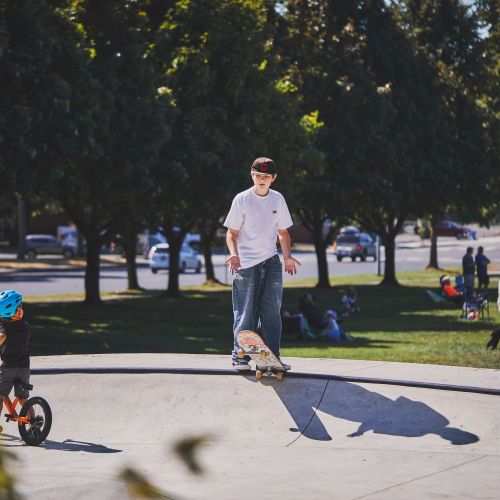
[
  {"left": 0, "top": 433, "right": 122, "bottom": 453},
  {"left": 270, "top": 380, "right": 479, "bottom": 445},
  {"left": 42, "top": 439, "right": 122, "bottom": 453}
]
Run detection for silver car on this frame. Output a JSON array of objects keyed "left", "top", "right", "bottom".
[
  {"left": 335, "top": 232, "right": 377, "bottom": 262},
  {"left": 149, "top": 243, "right": 203, "bottom": 274},
  {"left": 24, "top": 234, "right": 75, "bottom": 260}
]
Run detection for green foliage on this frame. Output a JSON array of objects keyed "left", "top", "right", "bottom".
[
  {"left": 147, "top": 0, "right": 303, "bottom": 294},
  {"left": 173, "top": 434, "right": 212, "bottom": 475},
  {"left": 119, "top": 467, "right": 171, "bottom": 499},
  {"left": 0, "top": 446, "right": 20, "bottom": 500},
  {"left": 475, "top": 0, "right": 500, "bottom": 219},
  {"left": 1, "top": 0, "right": 497, "bottom": 294},
  {"left": 0, "top": 0, "right": 82, "bottom": 195},
  {"left": 395, "top": 0, "right": 493, "bottom": 222},
  {"left": 275, "top": 0, "right": 494, "bottom": 284},
  {"left": 119, "top": 434, "right": 211, "bottom": 498}
]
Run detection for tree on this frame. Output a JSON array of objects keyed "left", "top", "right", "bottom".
[
  {"left": 152, "top": 0, "right": 303, "bottom": 295},
  {"left": 48, "top": 0, "right": 171, "bottom": 303},
  {"left": 0, "top": 0, "right": 82, "bottom": 260},
  {"left": 396, "top": 0, "right": 491, "bottom": 269},
  {"left": 93, "top": 2, "right": 171, "bottom": 291},
  {"left": 276, "top": 0, "right": 455, "bottom": 285},
  {"left": 476, "top": 0, "right": 500, "bottom": 219},
  {"left": 271, "top": 0, "right": 361, "bottom": 288}
]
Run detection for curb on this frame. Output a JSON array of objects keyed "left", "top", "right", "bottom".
[{"left": 30, "top": 367, "right": 500, "bottom": 397}]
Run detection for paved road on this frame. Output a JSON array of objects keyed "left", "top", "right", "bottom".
[{"left": 1, "top": 235, "right": 499, "bottom": 297}]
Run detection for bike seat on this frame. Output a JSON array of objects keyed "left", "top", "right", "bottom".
[{"left": 14, "top": 379, "right": 33, "bottom": 391}]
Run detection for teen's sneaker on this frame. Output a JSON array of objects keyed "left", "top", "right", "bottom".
[
  {"left": 278, "top": 360, "right": 291, "bottom": 371},
  {"left": 232, "top": 360, "right": 251, "bottom": 371}
]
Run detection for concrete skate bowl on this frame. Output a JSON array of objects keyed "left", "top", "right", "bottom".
[{"left": 3, "top": 369, "right": 499, "bottom": 500}]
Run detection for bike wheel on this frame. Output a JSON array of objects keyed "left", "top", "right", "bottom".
[{"left": 18, "top": 397, "right": 52, "bottom": 446}]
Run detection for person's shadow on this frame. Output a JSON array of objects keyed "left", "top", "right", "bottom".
[{"left": 266, "top": 378, "right": 479, "bottom": 445}]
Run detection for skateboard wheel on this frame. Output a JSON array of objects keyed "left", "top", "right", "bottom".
[
  {"left": 237, "top": 349, "right": 245, "bottom": 359},
  {"left": 256, "top": 370, "right": 263, "bottom": 379},
  {"left": 276, "top": 372, "right": 284, "bottom": 381}
]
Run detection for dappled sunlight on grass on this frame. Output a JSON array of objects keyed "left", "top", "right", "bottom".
[
  {"left": 35, "top": 315, "right": 71, "bottom": 324},
  {"left": 72, "top": 329, "right": 93, "bottom": 335},
  {"left": 22, "top": 273, "right": 500, "bottom": 368}
]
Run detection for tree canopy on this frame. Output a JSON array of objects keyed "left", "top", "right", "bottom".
[{"left": 1, "top": 0, "right": 497, "bottom": 299}]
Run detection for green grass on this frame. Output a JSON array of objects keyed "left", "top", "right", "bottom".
[{"left": 23, "top": 269, "right": 500, "bottom": 368}]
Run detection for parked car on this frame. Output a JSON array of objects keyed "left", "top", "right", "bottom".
[
  {"left": 415, "top": 220, "right": 471, "bottom": 239},
  {"left": 436, "top": 220, "right": 471, "bottom": 239},
  {"left": 334, "top": 232, "right": 377, "bottom": 262},
  {"left": 148, "top": 243, "right": 203, "bottom": 274},
  {"left": 24, "top": 234, "right": 75, "bottom": 260},
  {"left": 339, "top": 225, "right": 360, "bottom": 235},
  {"left": 140, "top": 231, "right": 201, "bottom": 257}
]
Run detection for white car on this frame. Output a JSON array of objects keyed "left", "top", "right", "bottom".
[{"left": 149, "top": 243, "right": 203, "bottom": 274}]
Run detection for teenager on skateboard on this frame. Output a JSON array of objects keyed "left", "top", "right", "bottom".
[{"left": 224, "top": 157, "right": 300, "bottom": 371}]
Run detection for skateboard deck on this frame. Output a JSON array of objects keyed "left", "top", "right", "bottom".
[{"left": 236, "top": 330, "right": 286, "bottom": 380}]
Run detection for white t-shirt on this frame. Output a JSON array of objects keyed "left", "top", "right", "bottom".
[{"left": 224, "top": 187, "right": 293, "bottom": 269}]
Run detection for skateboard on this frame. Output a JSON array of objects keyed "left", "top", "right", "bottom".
[{"left": 236, "top": 330, "right": 287, "bottom": 380}]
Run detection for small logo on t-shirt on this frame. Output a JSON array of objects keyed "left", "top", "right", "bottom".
[{"left": 273, "top": 210, "right": 277, "bottom": 214}]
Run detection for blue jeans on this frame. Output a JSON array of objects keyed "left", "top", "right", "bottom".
[
  {"left": 463, "top": 273, "right": 474, "bottom": 297},
  {"left": 231, "top": 254, "right": 283, "bottom": 362}
]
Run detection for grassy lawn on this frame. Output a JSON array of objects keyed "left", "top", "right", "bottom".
[{"left": 23, "top": 269, "right": 500, "bottom": 368}]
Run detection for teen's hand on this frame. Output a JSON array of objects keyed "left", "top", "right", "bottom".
[
  {"left": 284, "top": 257, "right": 301, "bottom": 275},
  {"left": 225, "top": 255, "right": 241, "bottom": 272}
]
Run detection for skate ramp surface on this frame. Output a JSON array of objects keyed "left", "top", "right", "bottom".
[{"left": 2, "top": 354, "right": 499, "bottom": 500}]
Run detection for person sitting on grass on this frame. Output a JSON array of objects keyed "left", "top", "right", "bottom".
[
  {"left": 341, "top": 287, "right": 360, "bottom": 316},
  {"left": 440, "top": 275, "right": 465, "bottom": 307},
  {"left": 281, "top": 309, "right": 305, "bottom": 340},
  {"left": 299, "top": 293, "right": 345, "bottom": 342}
]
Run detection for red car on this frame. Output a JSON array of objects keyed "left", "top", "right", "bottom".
[
  {"left": 436, "top": 221, "right": 471, "bottom": 239},
  {"left": 415, "top": 220, "right": 471, "bottom": 239}
]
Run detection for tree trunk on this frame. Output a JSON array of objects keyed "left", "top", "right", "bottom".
[
  {"left": 380, "top": 234, "right": 399, "bottom": 286},
  {"left": 427, "top": 216, "right": 439, "bottom": 269},
  {"left": 16, "top": 196, "right": 27, "bottom": 260},
  {"left": 77, "top": 232, "right": 86, "bottom": 258},
  {"left": 299, "top": 209, "right": 331, "bottom": 288},
  {"left": 313, "top": 226, "right": 331, "bottom": 288},
  {"left": 123, "top": 231, "right": 140, "bottom": 290},
  {"left": 164, "top": 231, "right": 185, "bottom": 297},
  {"left": 84, "top": 234, "right": 102, "bottom": 305},
  {"left": 201, "top": 220, "right": 221, "bottom": 285}
]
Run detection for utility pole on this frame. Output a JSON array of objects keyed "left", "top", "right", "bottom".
[{"left": 376, "top": 235, "right": 381, "bottom": 276}]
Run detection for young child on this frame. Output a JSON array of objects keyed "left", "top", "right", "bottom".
[
  {"left": 341, "top": 287, "right": 360, "bottom": 316},
  {"left": 0, "top": 290, "right": 32, "bottom": 423},
  {"left": 224, "top": 157, "right": 300, "bottom": 371}
]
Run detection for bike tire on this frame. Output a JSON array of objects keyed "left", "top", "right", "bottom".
[{"left": 18, "top": 397, "right": 52, "bottom": 446}]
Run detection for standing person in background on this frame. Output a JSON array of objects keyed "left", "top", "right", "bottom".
[
  {"left": 475, "top": 246, "right": 491, "bottom": 293},
  {"left": 224, "top": 157, "right": 300, "bottom": 371},
  {"left": 462, "top": 247, "right": 475, "bottom": 297}
]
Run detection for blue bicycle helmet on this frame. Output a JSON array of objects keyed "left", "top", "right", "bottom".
[{"left": 0, "top": 290, "right": 23, "bottom": 318}]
